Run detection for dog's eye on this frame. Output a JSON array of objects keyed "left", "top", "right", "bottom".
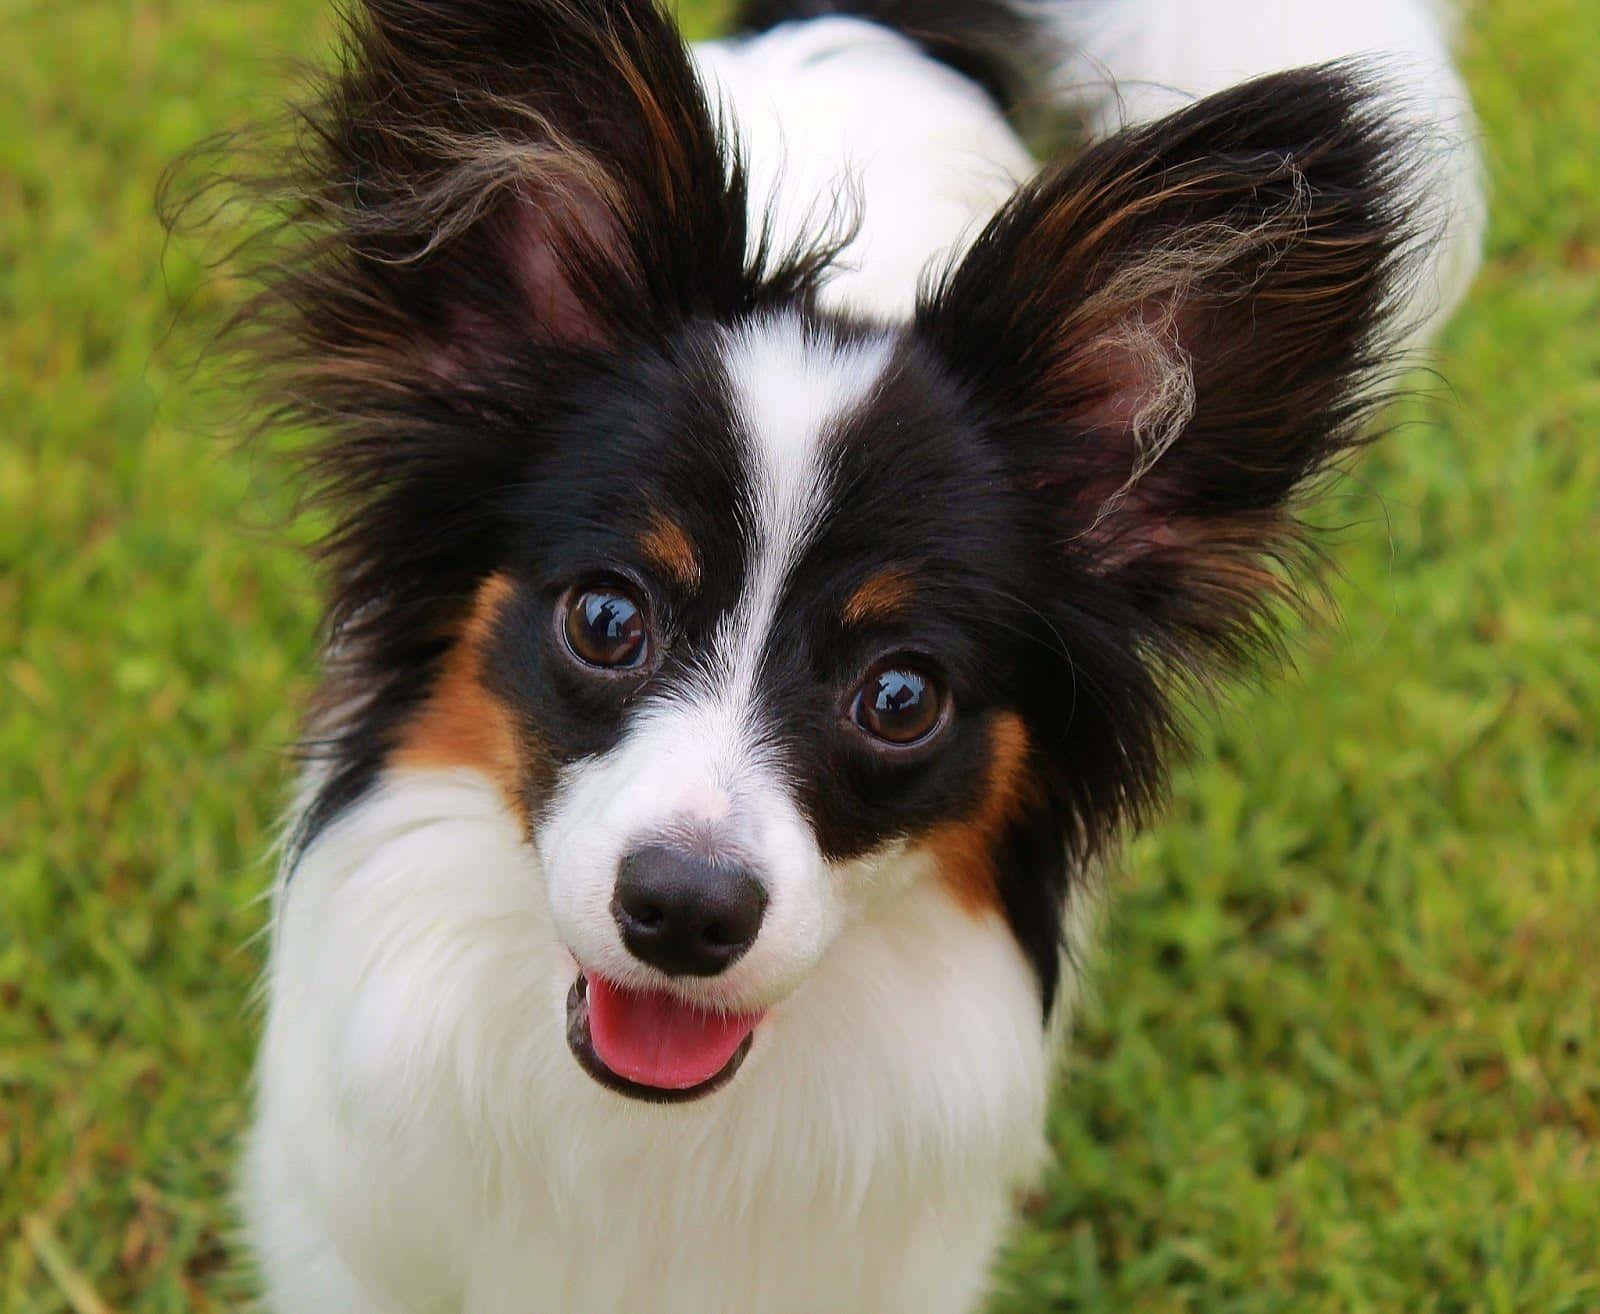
[
  {"left": 850, "top": 662, "right": 946, "bottom": 747},
  {"left": 563, "top": 587, "right": 649, "bottom": 670}
]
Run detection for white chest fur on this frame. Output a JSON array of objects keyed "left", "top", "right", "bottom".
[{"left": 247, "top": 771, "right": 1052, "bottom": 1313}]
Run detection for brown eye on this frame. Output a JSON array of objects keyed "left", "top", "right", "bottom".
[
  {"left": 851, "top": 663, "right": 946, "bottom": 746},
  {"left": 563, "top": 587, "right": 648, "bottom": 670}
]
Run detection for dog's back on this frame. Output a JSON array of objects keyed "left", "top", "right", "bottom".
[
  {"left": 695, "top": 16, "right": 1035, "bottom": 318},
  {"left": 703, "top": 0, "right": 1480, "bottom": 331}
]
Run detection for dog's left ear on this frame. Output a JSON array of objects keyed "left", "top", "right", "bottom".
[{"left": 918, "top": 66, "right": 1424, "bottom": 665}]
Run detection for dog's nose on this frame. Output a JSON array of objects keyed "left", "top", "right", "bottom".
[{"left": 612, "top": 845, "right": 767, "bottom": 978}]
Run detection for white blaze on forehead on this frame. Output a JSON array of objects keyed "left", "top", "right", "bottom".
[
  {"left": 534, "top": 316, "right": 895, "bottom": 1003},
  {"left": 707, "top": 313, "right": 895, "bottom": 721}
]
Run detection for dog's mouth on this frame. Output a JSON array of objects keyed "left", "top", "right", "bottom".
[{"left": 565, "top": 973, "right": 762, "bottom": 1103}]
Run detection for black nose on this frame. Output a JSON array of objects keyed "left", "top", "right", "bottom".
[{"left": 612, "top": 845, "right": 768, "bottom": 978}]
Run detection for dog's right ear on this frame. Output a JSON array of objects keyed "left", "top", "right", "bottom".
[
  {"left": 164, "top": 1, "right": 804, "bottom": 791},
  {"left": 267, "top": 0, "right": 770, "bottom": 393}
]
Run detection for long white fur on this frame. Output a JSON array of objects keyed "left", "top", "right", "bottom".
[
  {"left": 695, "top": 18, "right": 1036, "bottom": 319},
  {"left": 249, "top": 771, "right": 1047, "bottom": 1313},
  {"left": 250, "top": 5, "right": 1482, "bottom": 1311}
]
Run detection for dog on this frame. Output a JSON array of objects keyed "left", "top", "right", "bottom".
[{"left": 230, "top": 1, "right": 1482, "bottom": 1309}]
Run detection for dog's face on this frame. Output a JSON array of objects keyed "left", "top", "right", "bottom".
[
  {"left": 398, "top": 316, "right": 1058, "bottom": 1097},
  {"left": 254, "top": 1, "right": 1420, "bottom": 1099},
  {"left": 522, "top": 323, "right": 962, "bottom": 1008}
]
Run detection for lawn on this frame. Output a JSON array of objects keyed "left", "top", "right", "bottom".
[{"left": 3, "top": 0, "right": 1597, "bottom": 1310}]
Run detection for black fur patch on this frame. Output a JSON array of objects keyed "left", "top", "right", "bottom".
[
  {"left": 731, "top": 0, "right": 1045, "bottom": 110},
  {"left": 244, "top": 0, "right": 835, "bottom": 856},
  {"left": 484, "top": 324, "right": 756, "bottom": 792},
  {"left": 906, "top": 66, "right": 1426, "bottom": 1003}
]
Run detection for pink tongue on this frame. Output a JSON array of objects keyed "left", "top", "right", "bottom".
[{"left": 586, "top": 976, "right": 761, "bottom": 1090}]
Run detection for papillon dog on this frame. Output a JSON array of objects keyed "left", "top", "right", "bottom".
[{"left": 227, "top": 0, "right": 1482, "bottom": 1309}]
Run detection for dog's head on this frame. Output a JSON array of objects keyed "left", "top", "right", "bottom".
[{"left": 239, "top": 1, "right": 1421, "bottom": 1099}]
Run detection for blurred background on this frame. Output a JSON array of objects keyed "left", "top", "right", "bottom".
[{"left": 3, "top": 1, "right": 1597, "bottom": 1310}]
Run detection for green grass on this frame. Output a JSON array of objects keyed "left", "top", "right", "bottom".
[{"left": 3, "top": 1, "right": 1597, "bottom": 1310}]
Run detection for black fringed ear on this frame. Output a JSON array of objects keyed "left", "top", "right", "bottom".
[
  {"left": 174, "top": 0, "right": 830, "bottom": 847},
  {"left": 270, "top": 0, "right": 796, "bottom": 402},
  {"left": 918, "top": 64, "right": 1425, "bottom": 666}
]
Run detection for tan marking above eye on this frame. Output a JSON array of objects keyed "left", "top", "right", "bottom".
[
  {"left": 639, "top": 511, "right": 701, "bottom": 590},
  {"left": 842, "top": 566, "right": 915, "bottom": 627}
]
